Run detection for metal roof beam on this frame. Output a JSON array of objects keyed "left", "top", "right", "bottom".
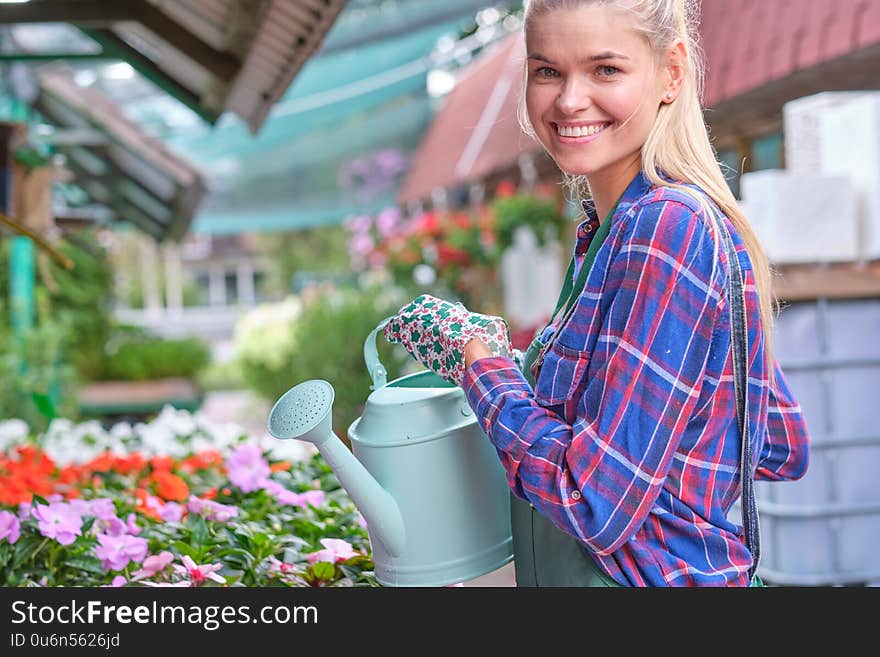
[
  {"left": 129, "top": 0, "right": 242, "bottom": 80},
  {"left": 0, "top": 0, "right": 244, "bottom": 81},
  {"left": 56, "top": 142, "right": 202, "bottom": 242},
  {"left": 0, "top": 53, "right": 110, "bottom": 62},
  {"left": 0, "top": 0, "right": 136, "bottom": 24},
  {"left": 75, "top": 171, "right": 194, "bottom": 243},
  {"left": 78, "top": 27, "right": 221, "bottom": 126},
  {"left": 45, "top": 127, "right": 109, "bottom": 147}
]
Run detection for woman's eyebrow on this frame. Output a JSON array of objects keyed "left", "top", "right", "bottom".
[
  {"left": 586, "top": 51, "right": 630, "bottom": 62},
  {"left": 527, "top": 51, "right": 630, "bottom": 64}
]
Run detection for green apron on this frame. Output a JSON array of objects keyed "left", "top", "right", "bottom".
[{"left": 515, "top": 202, "right": 620, "bottom": 587}]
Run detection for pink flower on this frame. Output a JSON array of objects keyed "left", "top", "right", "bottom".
[
  {"left": 260, "top": 480, "right": 325, "bottom": 509},
  {"left": 0, "top": 510, "right": 21, "bottom": 544},
  {"left": 376, "top": 208, "right": 402, "bottom": 238},
  {"left": 159, "top": 502, "right": 184, "bottom": 523},
  {"left": 344, "top": 214, "right": 372, "bottom": 234},
  {"left": 187, "top": 496, "right": 238, "bottom": 522},
  {"left": 266, "top": 556, "right": 297, "bottom": 575},
  {"left": 132, "top": 551, "right": 175, "bottom": 580},
  {"left": 298, "top": 490, "right": 325, "bottom": 509},
  {"left": 173, "top": 555, "right": 226, "bottom": 586},
  {"left": 101, "top": 575, "right": 127, "bottom": 588},
  {"left": 259, "top": 479, "right": 301, "bottom": 506},
  {"left": 125, "top": 513, "right": 141, "bottom": 535},
  {"left": 33, "top": 502, "right": 83, "bottom": 546},
  {"left": 226, "top": 445, "right": 270, "bottom": 493},
  {"left": 306, "top": 538, "right": 359, "bottom": 565},
  {"left": 348, "top": 232, "right": 374, "bottom": 258},
  {"left": 88, "top": 498, "right": 117, "bottom": 520},
  {"left": 94, "top": 532, "right": 149, "bottom": 572},
  {"left": 93, "top": 515, "right": 127, "bottom": 537}
]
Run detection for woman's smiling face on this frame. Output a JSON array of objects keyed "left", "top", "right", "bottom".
[{"left": 525, "top": 4, "right": 668, "bottom": 187}]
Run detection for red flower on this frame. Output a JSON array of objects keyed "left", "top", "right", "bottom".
[
  {"left": 436, "top": 242, "right": 471, "bottom": 267},
  {"left": 409, "top": 211, "right": 442, "bottom": 237},
  {"left": 495, "top": 179, "right": 517, "bottom": 198},
  {"left": 149, "top": 470, "right": 189, "bottom": 502},
  {"left": 149, "top": 456, "right": 174, "bottom": 472}
]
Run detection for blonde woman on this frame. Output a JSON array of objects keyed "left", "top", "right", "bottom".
[{"left": 388, "top": 0, "right": 810, "bottom": 586}]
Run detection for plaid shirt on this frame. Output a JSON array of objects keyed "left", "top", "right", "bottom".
[{"left": 463, "top": 171, "right": 809, "bottom": 586}]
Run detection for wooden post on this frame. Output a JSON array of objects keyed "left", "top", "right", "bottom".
[
  {"left": 164, "top": 240, "right": 183, "bottom": 316},
  {"left": 139, "top": 234, "right": 163, "bottom": 320}
]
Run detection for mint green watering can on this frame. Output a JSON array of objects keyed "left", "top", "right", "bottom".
[{"left": 267, "top": 317, "right": 513, "bottom": 586}]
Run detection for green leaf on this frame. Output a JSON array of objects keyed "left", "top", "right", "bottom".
[
  {"left": 172, "top": 541, "right": 197, "bottom": 558},
  {"left": 187, "top": 515, "right": 209, "bottom": 548},
  {"left": 311, "top": 561, "right": 336, "bottom": 581},
  {"left": 31, "top": 392, "right": 56, "bottom": 420},
  {"left": 65, "top": 555, "right": 106, "bottom": 576},
  {"left": 341, "top": 555, "right": 373, "bottom": 569}
]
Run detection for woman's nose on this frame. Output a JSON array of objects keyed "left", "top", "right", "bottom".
[{"left": 555, "top": 78, "right": 591, "bottom": 114}]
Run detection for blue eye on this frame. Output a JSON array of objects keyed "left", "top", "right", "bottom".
[
  {"left": 597, "top": 65, "right": 620, "bottom": 77},
  {"left": 535, "top": 66, "right": 559, "bottom": 79}
]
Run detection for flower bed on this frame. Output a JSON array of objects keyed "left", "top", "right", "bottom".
[{"left": 0, "top": 407, "right": 376, "bottom": 587}]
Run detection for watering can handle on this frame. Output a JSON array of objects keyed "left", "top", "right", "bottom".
[{"left": 365, "top": 316, "right": 394, "bottom": 390}]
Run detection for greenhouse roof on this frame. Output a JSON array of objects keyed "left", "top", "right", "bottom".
[
  {"left": 34, "top": 67, "right": 206, "bottom": 241},
  {"left": 168, "top": 1, "right": 521, "bottom": 235},
  {"left": 0, "top": 0, "right": 349, "bottom": 133}
]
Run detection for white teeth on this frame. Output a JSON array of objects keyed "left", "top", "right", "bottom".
[{"left": 557, "top": 123, "right": 608, "bottom": 137}]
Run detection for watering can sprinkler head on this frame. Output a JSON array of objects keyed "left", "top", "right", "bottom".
[
  {"left": 267, "top": 379, "right": 406, "bottom": 558},
  {"left": 267, "top": 379, "right": 335, "bottom": 446}
]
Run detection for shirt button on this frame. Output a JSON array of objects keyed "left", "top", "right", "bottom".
[{"left": 571, "top": 490, "right": 582, "bottom": 500}]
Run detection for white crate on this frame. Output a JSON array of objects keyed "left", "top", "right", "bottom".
[
  {"left": 500, "top": 226, "right": 564, "bottom": 330},
  {"left": 783, "top": 91, "right": 880, "bottom": 260},
  {"left": 739, "top": 299, "right": 880, "bottom": 586},
  {"left": 740, "top": 169, "right": 858, "bottom": 264},
  {"left": 818, "top": 95, "right": 880, "bottom": 260},
  {"left": 783, "top": 92, "right": 873, "bottom": 174}
]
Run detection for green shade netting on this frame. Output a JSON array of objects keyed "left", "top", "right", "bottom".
[{"left": 169, "top": 1, "right": 509, "bottom": 234}]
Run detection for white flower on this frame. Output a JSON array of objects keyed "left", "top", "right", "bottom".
[
  {"left": 0, "top": 419, "right": 29, "bottom": 450},
  {"left": 260, "top": 433, "right": 316, "bottom": 463},
  {"left": 154, "top": 405, "right": 197, "bottom": 437}
]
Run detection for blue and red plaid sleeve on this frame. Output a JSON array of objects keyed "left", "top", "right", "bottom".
[
  {"left": 463, "top": 199, "right": 723, "bottom": 555},
  {"left": 756, "top": 360, "right": 810, "bottom": 480}
]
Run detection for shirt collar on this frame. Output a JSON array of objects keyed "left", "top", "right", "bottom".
[
  {"left": 574, "top": 170, "right": 652, "bottom": 254},
  {"left": 579, "top": 169, "right": 652, "bottom": 226}
]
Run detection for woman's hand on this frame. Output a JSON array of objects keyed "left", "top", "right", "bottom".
[
  {"left": 383, "top": 294, "right": 512, "bottom": 387},
  {"left": 464, "top": 337, "right": 493, "bottom": 368}
]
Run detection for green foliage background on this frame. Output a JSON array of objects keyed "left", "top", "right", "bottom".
[
  {"left": 490, "top": 194, "right": 569, "bottom": 252},
  {"left": 238, "top": 286, "right": 413, "bottom": 437}
]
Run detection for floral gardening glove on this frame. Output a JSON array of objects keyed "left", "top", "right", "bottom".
[{"left": 383, "top": 294, "right": 513, "bottom": 387}]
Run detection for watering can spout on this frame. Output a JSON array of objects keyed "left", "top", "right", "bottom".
[
  {"left": 316, "top": 435, "right": 406, "bottom": 556},
  {"left": 267, "top": 379, "right": 406, "bottom": 557}
]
